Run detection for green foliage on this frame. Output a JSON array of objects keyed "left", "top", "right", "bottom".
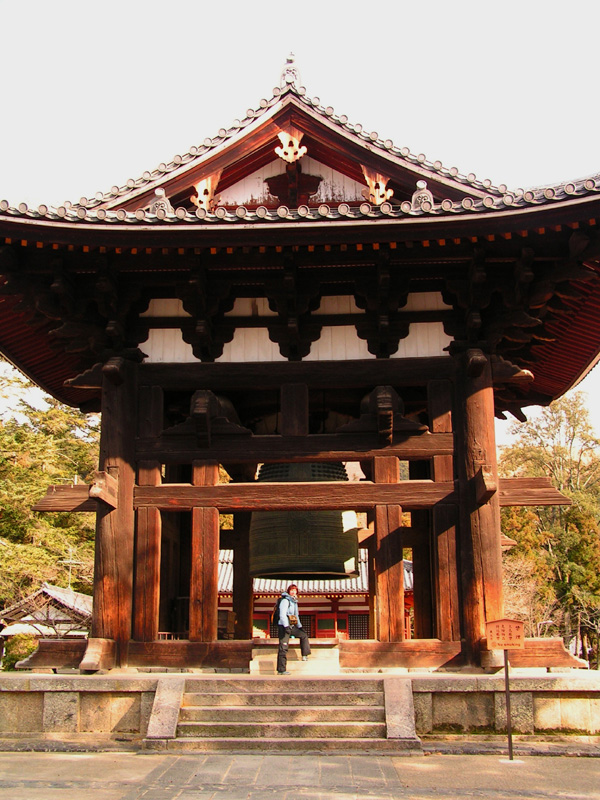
[
  {"left": 499, "top": 393, "right": 600, "bottom": 663},
  {"left": 1, "top": 633, "right": 38, "bottom": 671},
  {"left": 0, "top": 360, "right": 98, "bottom": 608}
]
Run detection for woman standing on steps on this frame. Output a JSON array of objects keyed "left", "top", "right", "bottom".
[{"left": 277, "top": 584, "right": 311, "bottom": 674}]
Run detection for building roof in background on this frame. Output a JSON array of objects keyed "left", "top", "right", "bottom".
[{"left": 217, "top": 549, "right": 413, "bottom": 595}]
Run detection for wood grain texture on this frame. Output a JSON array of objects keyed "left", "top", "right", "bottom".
[
  {"left": 134, "top": 480, "right": 456, "bottom": 511},
  {"left": 189, "top": 461, "right": 219, "bottom": 642},
  {"left": 91, "top": 363, "right": 137, "bottom": 666},
  {"left": 339, "top": 639, "right": 462, "bottom": 668},
  {"left": 127, "top": 639, "right": 253, "bottom": 668},
  {"left": 429, "top": 379, "right": 461, "bottom": 642}
]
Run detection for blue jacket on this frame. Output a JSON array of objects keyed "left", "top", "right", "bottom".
[{"left": 278, "top": 592, "right": 302, "bottom": 628}]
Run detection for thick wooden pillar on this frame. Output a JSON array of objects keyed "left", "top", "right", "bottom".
[
  {"left": 409, "top": 459, "right": 434, "bottom": 639},
  {"left": 454, "top": 354, "right": 504, "bottom": 664},
  {"left": 232, "top": 512, "right": 253, "bottom": 639},
  {"left": 91, "top": 361, "right": 137, "bottom": 666},
  {"left": 133, "top": 386, "right": 163, "bottom": 642},
  {"left": 133, "top": 462, "right": 162, "bottom": 641},
  {"left": 429, "top": 379, "right": 461, "bottom": 641},
  {"left": 373, "top": 456, "right": 405, "bottom": 642},
  {"left": 189, "top": 461, "right": 219, "bottom": 642}
]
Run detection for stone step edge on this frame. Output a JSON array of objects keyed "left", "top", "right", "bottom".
[{"left": 145, "top": 737, "right": 422, "bottom": 753}]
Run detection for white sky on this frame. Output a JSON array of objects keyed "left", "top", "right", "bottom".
[{"left": 1, "top": 0, "right": 600, "bottom": 442}]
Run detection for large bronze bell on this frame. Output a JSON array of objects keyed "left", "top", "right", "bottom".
[{"left": 249, "top": 462, "right": 359, "bottom": 580}]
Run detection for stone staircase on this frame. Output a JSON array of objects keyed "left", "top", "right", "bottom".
[
  {"left": 249, "top": 637, "right": 340, "bottom": 675},
  {"left": 144, "top": 675, "right": 422, "bottom": 753}
]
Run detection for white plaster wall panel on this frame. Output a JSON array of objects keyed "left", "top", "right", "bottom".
[
  {"left": 303, "top": 158, "right": 366, "bottom": 203},
  {"left": 391, "top": 322, "right": 451, "bottom": 359},
  {"left": 314, "top": 295, "right": 363, "bottom": 315},
  {"left": 140, "top": 298, "right": 191, "bottom": 317},
  {"left": 219, "top": 328, "right": 286, "bottom": 363},
  {"left": 142, "top": 329, "right": 196, "bottom": 362},
  {"left": 305, "top": 326, "right": 371, "bottom": 361},
  {"left": 218, "top": 161, "right": 284, "bottom": 206},
  {"left": 224, "top": 298, "right": 277, "bottom": 317},
  {"left": 404, "top": 292, "right": 451, "bottom": 311},
  {"left": 216, "top": 158, "right": 366, "bottom": 206}
]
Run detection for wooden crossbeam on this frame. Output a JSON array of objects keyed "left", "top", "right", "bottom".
[
  {"left": 498, "top": 477, "right": 571, "bottom": 507},
  {"left": 133, "top": 480, "right": 456, "bottom": 511},
  {"left": 32, "top": 475, "right": 569, "bottom": 514},
  {"left": 135, "top": 432, "right": 454, "bottom": 463},
  {"left": 33, "top": 470, "right": 119, "bottom": 512}
]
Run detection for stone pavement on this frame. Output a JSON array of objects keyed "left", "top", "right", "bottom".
[{"left": 1, "top": 751, "right": 600, "bottom": 800}]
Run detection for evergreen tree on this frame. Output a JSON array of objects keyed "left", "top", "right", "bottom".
[
  {"left": 499, "top": 393, "right": 600, "bottom": 664},
  {"left": 0, "top": 360, "right": 98, "bottom": 607}
]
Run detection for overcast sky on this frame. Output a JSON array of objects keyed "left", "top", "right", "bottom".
[{"left": 1, "top": 0, "right": 599, "bottom": 440}]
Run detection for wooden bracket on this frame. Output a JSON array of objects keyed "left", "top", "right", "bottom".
[
  {"left": 473, "top": 464, "right": 497, "bottom": 504},
  {"left": 33, "top": 472, "right": 119, "bottom": 512},
  {"left": 79, "top": 637, "right": 117, "bottom": 672},
  {"left": 102, "top": 356, "right": 126, "bottom": 386},
  {"left": 89, "top": 470, "right": 119, "bottom": 508}
]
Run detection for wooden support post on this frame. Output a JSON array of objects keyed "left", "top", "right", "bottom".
[
  {"left": 409, "top": 461, "right": 434, "bottom": 639},
  {"left": 429, "top": 379, "right": 461, "bottom": 642},
  {"left": 132, "top": 386, "right": 164, "bottom": 643},
  {"left": 90, "top": 361, "right": 137, "bottom": 667},
  {"left": 232, "top": 512, "right": 254, "bottom": 639},
  {"left": 454, "top": 354, "right": 504, "bottom": 664},
  {"left": 372, "top": 456, "right": 404, "bottom": 642},
  {"left": 366, "top": 511, "right": 376, "bottom": 639},
  {"left": 133, "top": 461, "right": 162, "bottom": 642},
  {"left": 189, "top": 461, "right": 219, "bottom": 642},
  {"left": 280, "top": 383, "right": 309, "bottom": 436}
]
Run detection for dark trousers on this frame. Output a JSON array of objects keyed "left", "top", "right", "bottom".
[{"left": 277, "top": 624, "right": 311, "bottom": 672}]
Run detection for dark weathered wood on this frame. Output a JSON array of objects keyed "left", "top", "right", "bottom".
[
  {"left": 375, "top": 504, "right": 405, "bottom": 641},
  {"left": 33, "top": 485, "right": 96, "bottom": 512},
  {"left": 79, "top": 637, "right": 117, "bottom": 671},
  {"left": 454, "top": 355, "right": 503, "bottom": 665},
  {"left": 89, "top": 470, "right": 119, "bottom": 508},
  {"left": 139, "top": 358, "right": 455, "bottom": 391},
  {"left": 127, "top": 639, "right": 253, "bottom": 669},
  {"left": 498, "top": 477, "right": 571, "bottom": 506},
  {"left": 372, "top": 457, "right": 404, "bottom": 643},
  {"left": 15, "top": 638, "right": 87, "bottom": 670},
  {"left": 497, "top": 638, "right": 587, "bottom": 668},
  {"left": 134, "top": 480, "right": 457, "bottom": 511},
  {"left": 474, "top": 464, "right": 497, "bottom": 504},
  {"left": 429, "top": 379, "right": 460, "bottom": 642},
  {"left": 133, "top": 461, "right": 162, "bottom": 642},
  {"left": 189, "top": 461, "right": 219, "bottom": 642},
  {"left": 339, "top": 639, "right": 462, "bottom": 669},
  {"left": 91, "top": 363, "right": 137, "bottom": 666},
  {"left": 232, "top": 512, "right": 253, "bottom": 639},
  {"left": 409, "top": 458, "right": 434, "bottom": 640},
  {"left": 280, "top": 383, "right": 309, "bottom": 436},
  {"left": 135, "top": 431, "right": 455, "bottom": 463}
]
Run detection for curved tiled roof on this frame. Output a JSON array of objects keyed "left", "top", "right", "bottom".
[
  {"left": 2, "top": 73, "right": 600, "bottom": 227},
  {"left": 2, "top": 174, "right": 600, "bottom": 227}
]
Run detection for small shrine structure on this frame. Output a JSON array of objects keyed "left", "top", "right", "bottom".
[{"left": 2, "top": 59, "right": 599, "bottom": 672}]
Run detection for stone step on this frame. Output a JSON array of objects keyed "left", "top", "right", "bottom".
[
  {"left": 176, "top": 721, "right": 386, "bottom": 739},
  {"left": 251, "top": 647, "right": 339, "bottom": 659},
  {"left": 250, "top": 657, "right": 340, "bottom": 676},
  {"left": 184, "top": 678, "right": 384, "bottom": 693},
  {"left": 180, "top": 705, "right": 385, "bottom": 723},
  {"left": 183, "top": 690, "right": 384, "bottom": 707},
  {"left": 156, "top": 737, "right": 421, "bottom": 754}
]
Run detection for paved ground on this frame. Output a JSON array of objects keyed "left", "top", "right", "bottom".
[{"left": 1, "top": 751, "right": 599, "bottom": 800}]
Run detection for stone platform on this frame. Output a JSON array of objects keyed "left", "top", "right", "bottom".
[{"left": 0, "top": 671, "right": 599, "bottom": 753}]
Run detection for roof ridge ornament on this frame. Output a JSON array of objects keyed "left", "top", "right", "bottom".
[
  {"left": 411, "top": 180, "right": 434, "bottom": 211},
  {"left": 280, "top": 52, "right": 301, "bottom": 89}
]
